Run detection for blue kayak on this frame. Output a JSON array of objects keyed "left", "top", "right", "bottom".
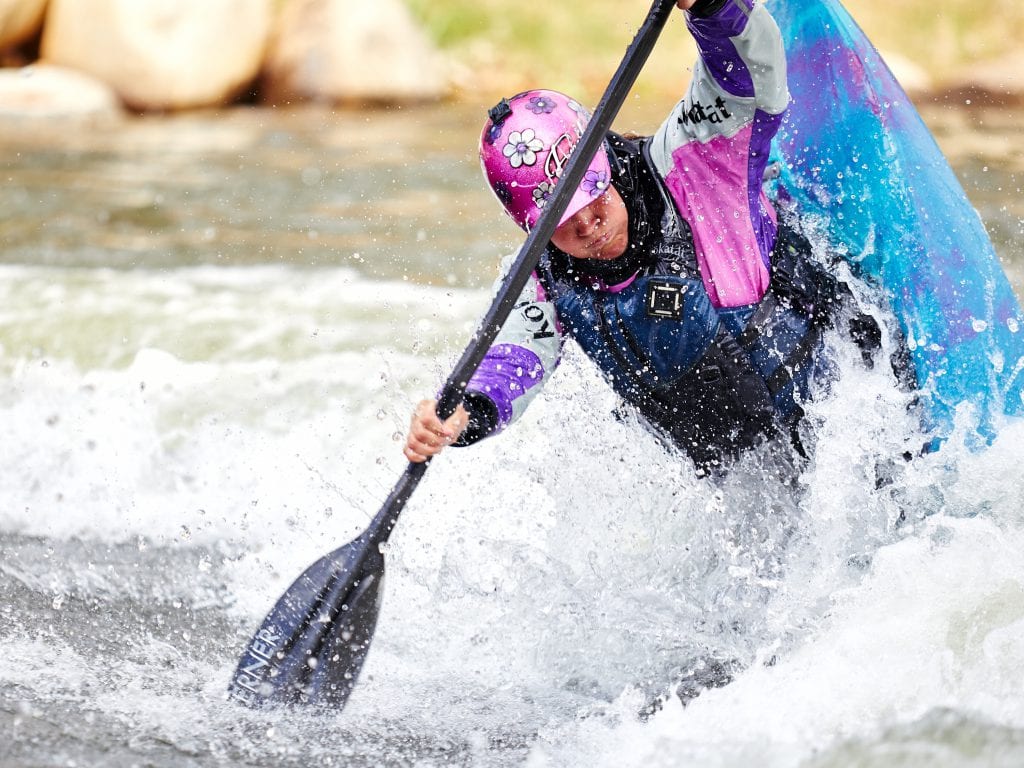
[{"left": 768, "top": 0, "right": 1024, "bottom": 440}]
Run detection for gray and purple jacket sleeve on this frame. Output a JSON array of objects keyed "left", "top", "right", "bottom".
[
  {"left": 648, "top": 0, "right": 790, "bottom": 309},
  {"left": 454, "top": 259, "right": 561, "bottom": 446}
]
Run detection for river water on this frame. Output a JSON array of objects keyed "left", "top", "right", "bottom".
[{"left": 1, "top": 101, "right": 1023, "bottom": 767}]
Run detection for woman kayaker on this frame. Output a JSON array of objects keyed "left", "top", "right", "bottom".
[{"left": 404, "top": 0, "right": 884, "bottom": 473}]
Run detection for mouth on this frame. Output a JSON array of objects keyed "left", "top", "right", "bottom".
[
  {"left": 589, "top": 232, "right": 611, "bottom": 254},
  {"left": 590, "top": 229, "right": 627, "bottom": 261}
]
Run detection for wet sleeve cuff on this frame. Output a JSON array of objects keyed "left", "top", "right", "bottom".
[
  {"left": 689, "top": 0, "right": 731, "bottom": 18},
  {"left": 452, "top": 391, "right": 500, "bottom": 447}
]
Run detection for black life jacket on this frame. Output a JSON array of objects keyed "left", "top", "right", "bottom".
[{"left": 536, "top": 133, "right": 845, "bottom": 470}]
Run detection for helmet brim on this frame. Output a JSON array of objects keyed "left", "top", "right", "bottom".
[{"left": 524, "top": 145, "right": 614, "bottom": 232}]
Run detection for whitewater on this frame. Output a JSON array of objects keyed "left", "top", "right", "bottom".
[{"left": 1, "top": 105, "right": 1023, "bottom": 766}]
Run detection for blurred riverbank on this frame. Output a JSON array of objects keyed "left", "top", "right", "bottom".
[
  {"left": 408, "top": 0, "right": 1024, "bottom": 106},
  {"left": 2, "top": 0, "right": 1024, "bottom": 118}
]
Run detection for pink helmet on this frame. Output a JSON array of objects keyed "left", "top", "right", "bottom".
[{"left": 479, "top": 89, "right": 613, "bottom": 232}]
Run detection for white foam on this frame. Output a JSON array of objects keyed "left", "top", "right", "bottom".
[{"left": 3, "top": 263, "right": 1024, "bottom": 764}]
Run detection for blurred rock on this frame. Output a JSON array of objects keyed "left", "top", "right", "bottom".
[
  {"left": 40, "top": 0, "right": 271, "bottom": 111},
  {"left": 937, "top": 50, "right": 1024, "bottom": 106},
  {"left": 0, "top": 0, "right": 47, "bottom": 50},
  {"left": 263, "top": 0, "right": 447, "bottom": 105},
  {"left": 0, "top": 64, "right": 121, "bottom": 120}
]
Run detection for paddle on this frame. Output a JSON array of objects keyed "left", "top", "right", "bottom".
[{"left": 228, "top": 0, "right": 680, "bottom": 709}]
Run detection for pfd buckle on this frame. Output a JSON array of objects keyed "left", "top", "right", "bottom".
[{"left": 646, "top": 278, "right": 685, "bottom": 320}]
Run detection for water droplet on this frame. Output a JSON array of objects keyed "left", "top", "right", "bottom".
[{"left": 971, "top": 318, "right": 989, "bottom": 333}]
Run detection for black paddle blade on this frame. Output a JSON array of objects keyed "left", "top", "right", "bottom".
[{"left": 228, "top": 537, "right": 385, "bottom": 709}]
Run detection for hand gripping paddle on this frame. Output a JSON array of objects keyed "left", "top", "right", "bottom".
[{"left": 229, "top": 0, "right": 679, "bottom": 709}]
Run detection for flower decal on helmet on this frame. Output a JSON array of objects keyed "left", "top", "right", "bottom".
[
  {"left": 532, "top": 181, "right": 554, "bottom": 209},
  {"left": 582, "top": 169, "right": 610, "bottom": 197},
  {"left": 527, "top": 95, "right": 557, "bottom": 115},
  {"left": 503, "top": 129, "right": 544, "bottom": 168}
]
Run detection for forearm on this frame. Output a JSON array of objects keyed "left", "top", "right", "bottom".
[
  {"left": 453, "top": 343, "right": 547, "bottom": 446},
  {"left": 451, "top": 391, "right": 501, "bottom": 446},
  {"left": 453, "top": 266, "right": 562, "bottom": 445},
  {"left": 686, "top": 1, "right": 789, "bottom": 114}
]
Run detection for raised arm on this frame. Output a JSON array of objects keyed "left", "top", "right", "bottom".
[{"left": 647, "top": 0, "right": 791, "bottom": 308}]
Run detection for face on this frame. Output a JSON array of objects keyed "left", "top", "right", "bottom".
[{"left": 550, "top": 186, "right": 629, "bottom": 261}]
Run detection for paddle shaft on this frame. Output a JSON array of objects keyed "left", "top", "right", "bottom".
[
  {"left": 229, "top": 0, "right": 680, "bottom": 710},
  {"left": 364, "top": 0, "right": 679, "bottom": 554}
]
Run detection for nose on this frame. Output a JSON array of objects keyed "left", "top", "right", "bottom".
[{"left": 566, "top": 205, "right": 599, "bottom": 238}]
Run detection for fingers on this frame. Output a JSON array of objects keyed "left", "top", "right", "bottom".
[{"left": 403, "top": 399, "right": 462, "bottom": 463}]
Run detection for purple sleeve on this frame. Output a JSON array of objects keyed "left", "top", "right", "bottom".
[
  {"left": 466, "top": 344, "right": 547, "bottom": 428},
  {"left": 649, "top": 2, "right": 789, "bottom": 307},
  {"left": 686, "top": 0, "right": 758, "bottom": 98},
  {"left": 450, "top": 269, "right": 563, "bottom": 445}
]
